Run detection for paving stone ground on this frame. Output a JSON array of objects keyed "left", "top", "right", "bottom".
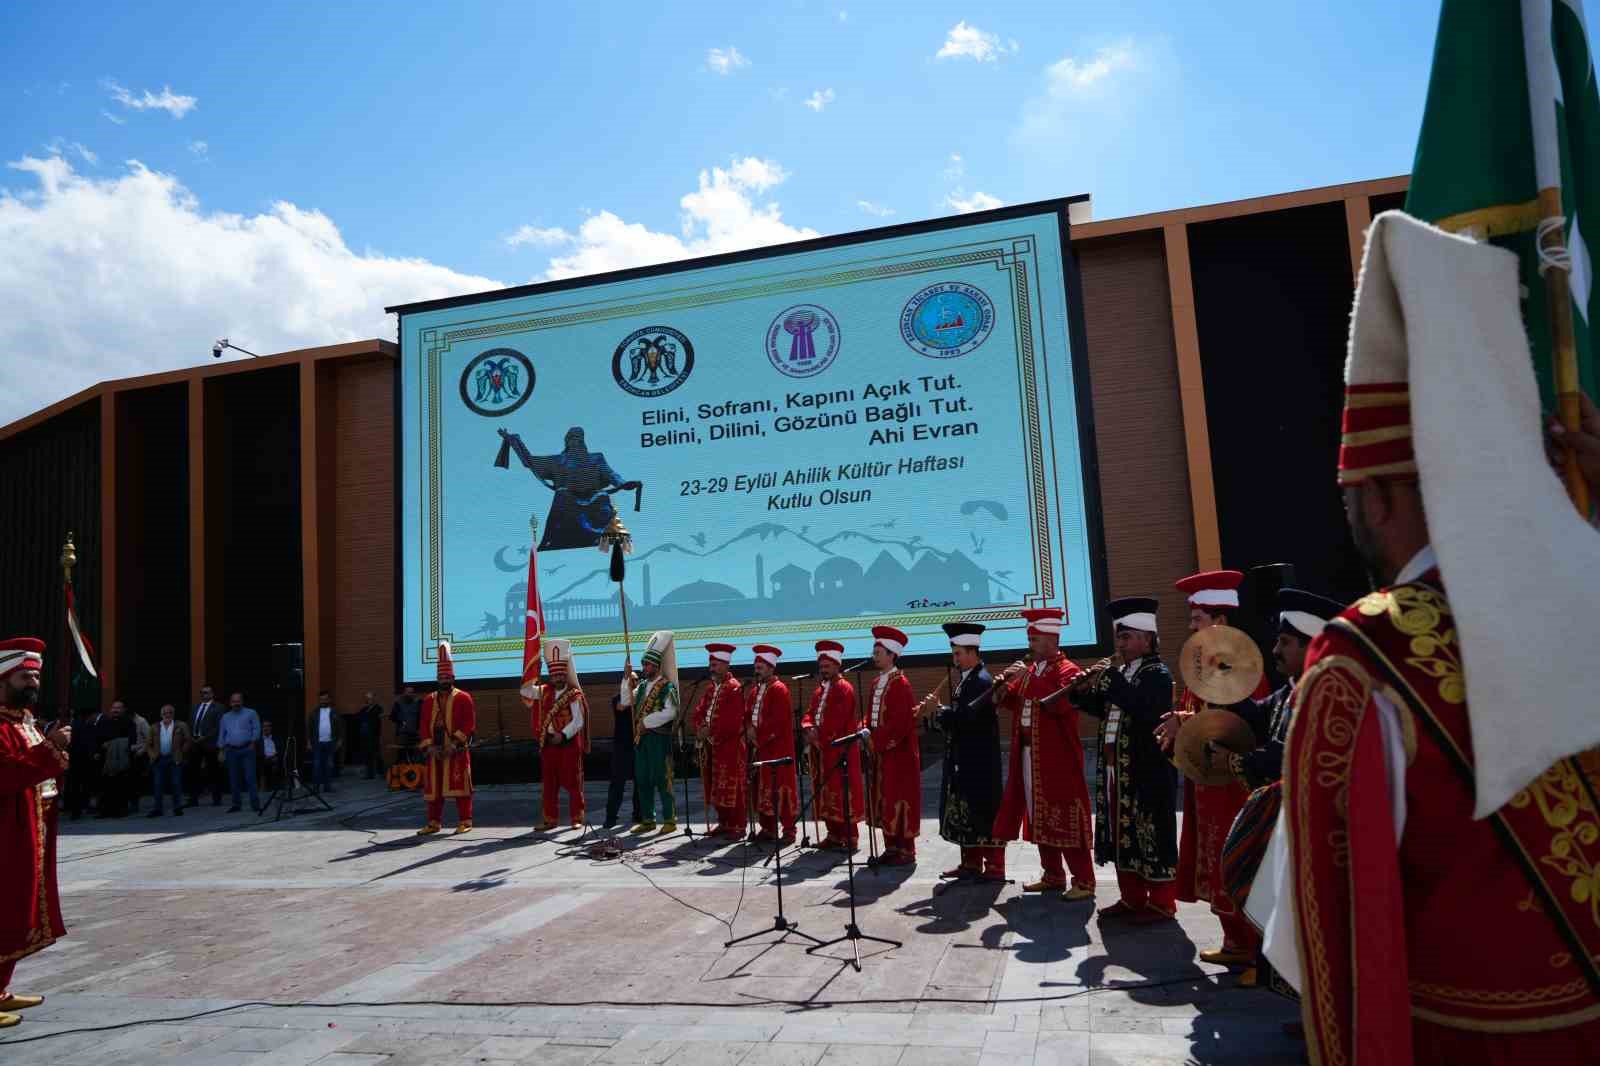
[{"left": 0, "top": 765, "right": 1301, "bottom": 1065}]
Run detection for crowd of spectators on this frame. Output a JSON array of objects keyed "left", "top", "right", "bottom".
[{"left": 55, "top": 681, "right": 407, "bottom": 819}]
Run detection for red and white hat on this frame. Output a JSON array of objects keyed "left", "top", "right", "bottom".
[
  {"left": 1019, "top": 607, "right": 1064, "bottom": 638},
  {"left": 1175, "top": 570, "right": 1244, "bottom": 611},
  {"left": 436, "top": 640, "right": 456, "bottom": 683},
  {"left": 706, "top": 643, "right": 735, "bottom": 663},
  {"left": 870, "top": 626, "right": 907, "bottom": 657},
  {"left": 0, "top": 637, "right": 44, "bottom": 680},
  {"left": 752, "top": 644, "right": 782, "bottom": 666},
  {"left": 814, "top": 639, "right": 844, "bottom": 663},
  {"left": 546, "top": 638, "right": 572, "bottom": 677}
]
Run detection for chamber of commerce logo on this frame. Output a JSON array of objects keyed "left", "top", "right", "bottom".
[
  {"left": 765, "top": 304, "right": 841, "bottom": 378},
  {"left": 899, "top": 282, "right": 995, "bottom": 359},
  {"left": 612, "top": 326, "right": 695, "bottom": 397},
  {"left": 459, "top": 348, "right": 535, "bottom": 417}
]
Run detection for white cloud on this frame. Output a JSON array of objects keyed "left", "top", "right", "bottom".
[
  {"left": 0, "top": 156, "right": 500, "bottom": 426},
  {"left": 46, "top": 139, "right": 97, "bottom": 166},
  {"left": 187, "top": 140, "right": 208, "bottom": 157},
  {"left": 1043, "top": 39, "right": 1138, "bottom": 93},
  {"left": 537, "top": 157, "right": 817, "bottom": 280},
  {"left": 503, "top": 224, "right": 572, "bottom": 248},
  {"left": 705, "top": 47, "right": 750, "bottom": 75},
  {"left": 103, "top": 79, "right": 198, "bottom": 119},
  {"left": 100, "top": 110, "right": 126, "bottom": 126},
  {"left": 838, "top": 10, "right": 849, "bottom": 22},
  {"left": 804, "top": 88, "right": 836, "bottom": 112},
  {"left": 936, "top": 21, "right": 1015, "bottom": 62},
  {"left": 856, "top": 200, "right": 895, "bottom": 217},
  {"left": 944, "top": 190, "right": 1004, "bottom": 214}
]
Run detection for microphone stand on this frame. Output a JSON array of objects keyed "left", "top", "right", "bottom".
[
  {"left": 725, "top": 757, "right": 824, "bottom": 951},
  {"left": 793, "top": 675, "right": 813, "bottom": 849},
  {"left": 807, "top": 742, "right": 902, "bottom": 970},
  {"left": 679, "top": 676, "right": 707, "bottom": 843}
]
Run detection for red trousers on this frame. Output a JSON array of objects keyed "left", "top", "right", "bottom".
[
  {"left": 758, "top": 811, "right": 796, "bottom": 838},
  {"left": 1040, "top": 844, "right": 1095, "bottom": 889},
  {"left": 884, "top": 833, "right": 916, "bottom": 856},
  {"left": 715, "top": 805, "right": 746, "bottom": 833},
  {"left": 825, "top": 819, "right": 859, "bottom": 845},
  {"left": 1219, "top": 909, "right": 1260, "bottom": 952},
  {"left": 1116, "top": 869, "right": 1178, "bottom": 915},
  {"left": 540, "top": 744, "right": 584, "bottom": 823},
  {"left": 426, "top": 795, "right": 473, "bottom": 823},
  {"left": 960, "top": 845, "right": 1005, "bottom": 873}
]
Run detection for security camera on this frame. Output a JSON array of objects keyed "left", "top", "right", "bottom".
[{"left": 212, "top": 338, "right": 226, "bottom": 359}]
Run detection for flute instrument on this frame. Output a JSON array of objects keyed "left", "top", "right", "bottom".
[{"left": 912, "top": 676, "right": 953, "bottom": 721}]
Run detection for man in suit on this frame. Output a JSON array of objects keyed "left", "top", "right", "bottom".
[
  {"left": 186, "top": 683, "right": 224, "bottom": 807},
  {"left": 143, "top": 704, "right": 191, "bottom": 817},
  {"left": 306, "top": 690, "right": 340, "bottom": 795},
  {"left": 65, "top": 705, "right": 98, "bottom": 819}
]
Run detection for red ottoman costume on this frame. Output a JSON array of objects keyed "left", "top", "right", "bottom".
[
  {"left": 802, "top": 639, "right": 861, "bottom": 849},
  {"left": 533, "top": 639, "right": 588, "bottom": 828},
  {"left": 692, "top": 643, "right": 745, "bottom": 837},
  {"left": 866, "top": 626, "right": 919, "bottom": 863},
  {"left": 992, "top": 608, "right": 1094, "bottom": 893},
  {"left": 746, "top": 645, "right": 797, "bottom": 841},
  {"left": 418, "top": 640, "right": 475, "bottom": 835}
]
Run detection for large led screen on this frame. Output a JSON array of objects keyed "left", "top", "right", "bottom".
[{"left": 395, "top": 202, "right": 1104, "bottom": 681}]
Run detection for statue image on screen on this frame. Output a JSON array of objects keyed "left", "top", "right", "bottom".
[{"left": 494, "top": 426, "right": 642, "bottom": 551}]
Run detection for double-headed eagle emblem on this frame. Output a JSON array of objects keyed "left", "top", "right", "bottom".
[{"left": 627, "top": 335, "right": 680, "bottom": 386}]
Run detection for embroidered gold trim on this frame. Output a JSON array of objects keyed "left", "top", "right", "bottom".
[{"left": 1411, "top": 999, "right": 1600, "bottom": 1033}]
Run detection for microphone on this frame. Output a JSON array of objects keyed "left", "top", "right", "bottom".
[
  {"left": 750, "top": 755, "right": 795, "bottom": 769},
  {"left": 831, "top": 728, "right": 871, "bottom": 748}
]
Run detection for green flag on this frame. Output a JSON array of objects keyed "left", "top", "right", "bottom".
[{"left": 1405, "top": 0, "right": 1600, "bottom": 408}]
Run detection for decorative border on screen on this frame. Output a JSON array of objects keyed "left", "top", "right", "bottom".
[{"left": 415, "top": 238, "right": 1055, "bottom": 668}]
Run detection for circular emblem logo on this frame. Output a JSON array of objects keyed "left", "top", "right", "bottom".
[
  {"left": 899, "top": 282, "right": 995, "bottom": 359},
  {"left": 612, "top": 326, "right": 695, "bottom": 397},
  {"left": 765, "top": 304, "right": 841, "bottom": 378},
  {"left": 459, "top": 348, "right": 535, "bottom": 417}
]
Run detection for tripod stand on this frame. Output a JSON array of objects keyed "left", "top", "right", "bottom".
[
  {"left": 725, "top": 757, "right": 823, "bottom": 951},
  {"left": 259, "top": 694, "right": 331, "bottom": 822},
  {"left": 807, "top": 747, "right": 902, "bottom": 970}
]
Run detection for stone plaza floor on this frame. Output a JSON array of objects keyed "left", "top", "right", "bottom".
[{"left": 0, "top": 767, "right": 1301, "bottom": 1065}]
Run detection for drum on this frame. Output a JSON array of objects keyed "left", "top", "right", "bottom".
[{"left": 1222, "top": 780, "right": 1282, "bottom": 910}]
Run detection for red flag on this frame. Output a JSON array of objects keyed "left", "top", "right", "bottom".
[
  {"left": 518, "top": 539, "right": 546, "bottom": 722},
  {"left": 65, "top": 580, "right": 98, "bottom": 679}
]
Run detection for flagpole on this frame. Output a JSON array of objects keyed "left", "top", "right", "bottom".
[
  {"left": 1536, "top": 186, "right": 1592, "bottom": 515},
  {"left": 59, "top": 531, "right": 74, "bottom": 717}
]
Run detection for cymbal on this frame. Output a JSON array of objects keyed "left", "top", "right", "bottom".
[
  {"left": 1174, "top": 709, "right": 1255, "bottom": 786},
  {"left": 1179, "top": 625, "right": 1264, "bottom": 705}
]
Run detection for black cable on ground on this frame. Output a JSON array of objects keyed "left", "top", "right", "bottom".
[{"left": 0, "top": 974, "right": 1216, "bottom": 1045}]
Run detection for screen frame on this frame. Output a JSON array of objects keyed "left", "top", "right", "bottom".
[{"left": 389, "top": 195, "right": 1109, "bottom": 688}]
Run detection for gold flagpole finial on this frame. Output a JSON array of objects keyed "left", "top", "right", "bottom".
[{"left": 60, "top": 531, "right": 77, "bottom": 581}]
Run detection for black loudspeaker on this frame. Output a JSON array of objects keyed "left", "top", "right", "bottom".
[{"left": 270, "top": 642, "right": 305, "bottom": 690}]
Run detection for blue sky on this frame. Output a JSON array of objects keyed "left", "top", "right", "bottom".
[{"left": 1, "top": 2, "right": 1448, "bottom": 421}]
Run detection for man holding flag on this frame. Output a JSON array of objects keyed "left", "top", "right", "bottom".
[{"left": 533, "top": 640, "right": 587, "bottom": 830}]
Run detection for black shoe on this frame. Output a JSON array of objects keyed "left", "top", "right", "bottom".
[
  {"left": 147, "top": 811, "right": 163, "bottom": 818},
  {"left": 226, "top": 805, "right": 241, "bottom": 813}
]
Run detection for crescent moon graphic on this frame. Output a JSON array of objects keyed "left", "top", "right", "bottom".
[{"left": 493, "top": 545, "right": 528, "bottom": 573}]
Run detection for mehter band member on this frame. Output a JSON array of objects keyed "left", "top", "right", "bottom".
[
  {"left": 534, "top": 638, "right": 588, "bottom": 830},
  {"left": 417, "top": 641, "right": 475, "bottom": 836},
  {"left": 802, "top": 639, "right": 861, "bottom": 852},
  {"left": 935, "top": 622, "right": 1004, "bottom": 881},
  {"left": 1072, "top": 598, "right": 1178, "bottom": 922},
  {"left": 746, "top": 645, "right": 798, "bottom": 845},
  {"left": 1219, "top": 586, "right": 1341, "bottom": 990},
  {"left": 692, "top": 643, "right": 746, "bottom": 839},
  {"left": 1273, "top": 213, "right": 1600, "bottom": 1061},
  {"left": 1162, "top": 569, "right": 1267, "bottom": 964},
  {"left": 992, "top": 607, "right": 1094, "bottom": 899},
  {"left": 865, "top": 626, "right": 919, "bottom": 866},
  {"left": 0, "top": 638, "right": 68, "bottom": 1030},
  {"left": 622, "top": 630, "right": 679, "bottom": 834}
]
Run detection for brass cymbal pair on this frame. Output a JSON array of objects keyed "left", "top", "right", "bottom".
[{"left": 1173, "top": 625, "right": 1263, "bottom": 787}]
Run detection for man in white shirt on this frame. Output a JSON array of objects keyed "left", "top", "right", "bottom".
[
  {"left": 143, "top": 705, "right": 190, "bottom": 817},
  {"left": 306, "top": 691, "right": 339, "bottom": 795}
]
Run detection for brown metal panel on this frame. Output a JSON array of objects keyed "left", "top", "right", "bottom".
[
  {"left": 188, "top": 378, "right": 206, "bottom": 698},
  {"left": 326, "top": 356, "right": 397, "bottom": 718},
  {"left": 98, "top": 394, "right": 116, "bottom": 699},
  {"left": 1162, "top": 224, "right": 1222, "bottom": 573},
  {"left": 1075, "top": 230, "right": 1199, "bottom": 662},
  {"left": 299, "top": 359, "right": 323, "bottom": 707},
  {"left": 1072, "top": 175, "right": 1410, "bottom": 242}
]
